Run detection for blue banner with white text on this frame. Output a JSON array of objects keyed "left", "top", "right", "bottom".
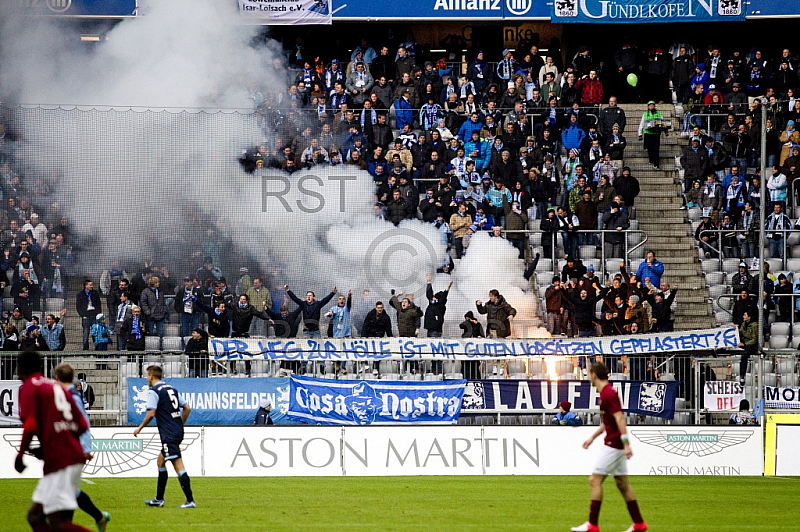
[
  {"left": 127, "top": 378, "right": 295, "bottom": 426},
  {"left": 552, "top": 0, "right": 745, "bottom": 23},
  {"left": 462, "top": 380, "right": 680, "bottom": 419},
  {"left": 288, "top": 375, "right": 466, "bottom": 425}
]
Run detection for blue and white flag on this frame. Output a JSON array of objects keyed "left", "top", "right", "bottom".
[
  {"left": 288, "top": 375, "right": 466, "bottom": 425},
  {"left": 462, "top": 379, "right": 680, "bottom": 419},
  {"left": 127, "top": 378, "right": 296, "bottom": 426}
]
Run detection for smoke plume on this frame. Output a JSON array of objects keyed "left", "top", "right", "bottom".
[{"left": 0, "top": 0, "right": 544, "bottom": 338}]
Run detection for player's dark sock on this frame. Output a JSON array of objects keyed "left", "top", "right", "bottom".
[
  {"left": 178, "top": 470, "right": 194, "bottom": 502},
  {"left": 589, "top": 500, "right": 602, "bottom": 526},
  {"left": 77, "top": 490, "right": 104, "bottom": 522},
  {"left": 61, "top": 524, "right": 93, "bottom": 532},
  {"left": 156, "top": 467, "right": 168, "bottom": 500},
  {"left": 626, "top": 500, "right": 644, "bottom": 524}
]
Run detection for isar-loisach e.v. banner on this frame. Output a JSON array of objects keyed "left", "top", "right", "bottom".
[{"left": 238, "top": 0, "right": 331, "bottom": 24}]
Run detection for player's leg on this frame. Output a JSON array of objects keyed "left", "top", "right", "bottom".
[
  {"left": 77, "top": 490, "right": 110, "bottom": 531},
  {"left": 588, "top": 474, "right": 605, "bottom": 526},
  {"left": 169, "top": 454, "right": 195, "bottom": 507},
  {"left": 571, "top": 473, "right": 605, "bottom": 532},
  {"left": 47, "top": 466, "right": 93, "bottom": 531},
  {"left": 26, "top": 502, "right": 48, "bottom": 532},
  {"left": 145, "top": 452, "right": 167, "bottom": 506},
  {"left": 614, "top": 476, "right": 647, "bottom": 532},
  {"left": 47, "top": 510, "right": 93, "bottom": 532}
]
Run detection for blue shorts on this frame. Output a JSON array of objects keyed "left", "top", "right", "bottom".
[{"left": 161, "top": 440, "right": 182, "bottom": 461}]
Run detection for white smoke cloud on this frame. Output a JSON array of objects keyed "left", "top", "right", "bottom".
[
  {"left": 1, "top": 0, "right": 272, "bottom": 108},
  {"left": 0, "top": 0, "right": 544, "bottom": 338}
]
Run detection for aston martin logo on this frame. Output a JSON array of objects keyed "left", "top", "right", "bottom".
[
  {"left": 631, "top": 430, "right": 753, "bottom": 457},
  {"left": 3, "top": 430, "right": 200, "bottom": 475}
]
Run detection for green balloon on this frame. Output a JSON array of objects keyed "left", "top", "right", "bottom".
[{"left": 626, "top": 73, "right": 638, "bottom": 87}]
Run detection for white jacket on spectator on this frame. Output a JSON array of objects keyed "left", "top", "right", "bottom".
[{"left": 22, "top": 220, "right": 48, "bottom": 247}]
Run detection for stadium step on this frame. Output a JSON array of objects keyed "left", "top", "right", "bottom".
[{"left": 625, "top": 126, "right": 715, "bottom": 331}]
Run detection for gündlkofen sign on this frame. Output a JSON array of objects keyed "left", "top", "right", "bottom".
[
  {"left": 552, "top": 0, "right": 744, "bottom": 23},
  {"left": 239, "top": 0, "right": 332, "bottom": 24}
]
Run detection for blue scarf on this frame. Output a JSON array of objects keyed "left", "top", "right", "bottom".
[
  {"left": 131, "top": 316, "right": 142, "bottom": 340},
  {"left": 426, "top": 105, "right": 438, "bottom": 127}
]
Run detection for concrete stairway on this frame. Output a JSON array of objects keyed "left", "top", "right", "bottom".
[{"left": 622, "top": 104, "right": 716, "bottom": 330}]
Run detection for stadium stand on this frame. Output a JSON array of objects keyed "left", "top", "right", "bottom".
[{"left": 0, "top": 33, "right": 798, "bottom": 428}]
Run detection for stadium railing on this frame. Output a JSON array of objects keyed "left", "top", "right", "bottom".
[
  {"left": 698, "top": 227, "right": 799, "bottom": 271},
  {"left": 503, "top": 228, "right": 648, "bottom": 278},
  {"left": 0, "top": 351, "right": 749, "bottom": 426}
]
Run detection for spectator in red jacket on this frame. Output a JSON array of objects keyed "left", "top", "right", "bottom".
[{"left": 575, "top": 70, "right": 604, "bottom": 106}]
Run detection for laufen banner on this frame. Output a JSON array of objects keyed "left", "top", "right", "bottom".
[
  {"left": 552, "top": 0, "right": 745, "bottom": 23},
  {"left": 462, "top": 380, "right": 680, "bottom": 419}
]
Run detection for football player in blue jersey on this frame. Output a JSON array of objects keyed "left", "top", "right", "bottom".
[{"left": 133, "top": 365, "right": 195, "bottom": 509}]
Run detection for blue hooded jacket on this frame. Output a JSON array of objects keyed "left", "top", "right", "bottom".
[
  {"left": 395, "top": 97, "right": 413, "bottom": 129},
  {"left": 561, "top": 122, "right": 586, "bottom": 152},
  {"left": 691, "top": 64, "right": 710, "bottom": 94},
  {"left": 458, "top": 118, "right": 484, "bottom": 143}
]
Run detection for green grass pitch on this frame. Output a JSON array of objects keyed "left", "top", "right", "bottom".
[{"left": 2, "top": 476, "right": 795, "bottom": 531}]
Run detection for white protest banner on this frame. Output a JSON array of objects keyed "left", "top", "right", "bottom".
[
  {"left": 239, "top": 0, "right": 332, "bottom": 25},
  {"left": 704, "top": 381, "right": 746, "bottom": 411},
  {"left": 764, "top": 386, "right": 800, "bottom": 409},
  {"left": 0, "top": 381, "right": 21, "bottom": 425},
  {"left": 209, "top": 326, "right": 740, "bottom": 360}
]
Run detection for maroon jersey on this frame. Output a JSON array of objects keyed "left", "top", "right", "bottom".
[
  {"left": 599, "top": 383, "right": 623, "bottom": 449},
  {"left": 19, "top": 373, "right": 87, "bottom": 475}
]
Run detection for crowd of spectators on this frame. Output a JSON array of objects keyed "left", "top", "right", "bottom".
[
  {"left": 9, "top": 37, "right": 800, "bottom": 362},
  {"left": 0, "top": 115, "right": 81, "bottom": 356},
  {"left": 543, "top": 252, "right": 677, "bottom": 341},
  {"left": 242, "top": 37, "right": 665, "bottom": 268}
]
